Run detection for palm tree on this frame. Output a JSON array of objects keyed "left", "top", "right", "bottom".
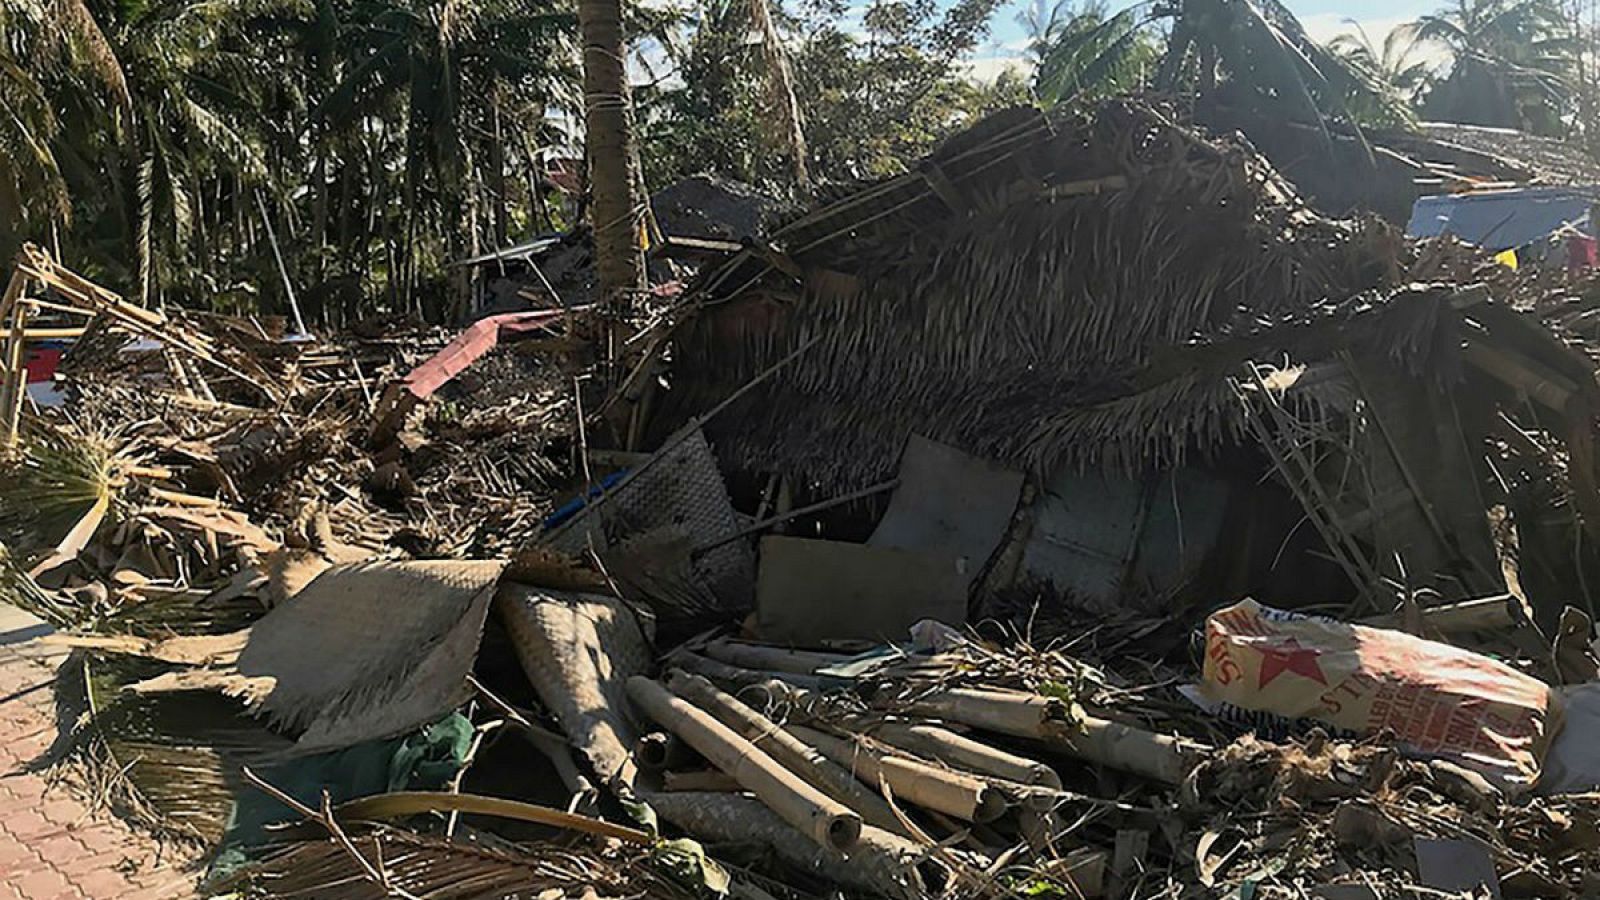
[
  {"left": 315, "top": 0, "right": 575, "bottom": 315},
  {"left": 1033, "top": 3, "right": 1156, "bottom": 103},
  {"left": 1411, "top": 0, "right": 1573, "bottom": 131},
  {"left": 1329, "top": 22, "right": 1434, "bottom": 105},
  {"left": 578, "top": 0, "right": 645, "bottom": 316},
  {"left": 749, "top": 0, "right": 808, "bottom": 193},
  {"left": 1018, "top": 0, "right": 1092, "bottom": 63},
  {"left": 1031, "top": 0, "right": 1410, "bottom": 132},
  {"left": 0, "top": 0, "right": 128, "bottom": 259},
  {"left": 109, "top": 0, "right": 296, "bottom": 306}
]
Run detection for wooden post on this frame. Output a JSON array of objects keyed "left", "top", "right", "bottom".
[{"left": 0, "top": 268, "right": 32, "bottom": 448}]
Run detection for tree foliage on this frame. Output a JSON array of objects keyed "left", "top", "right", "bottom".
[
  {"left": 0, "top": 0, "right": 575, "bottom": 322},
  {"left": 7, "top": 0, "right": 1600, "bottom": 325},
  {"left": 639, "top": 0, "right": 1020, "bottom": 193},
  {"left": 1413, "top": 0, "right": 1574, "bottom": 133}
]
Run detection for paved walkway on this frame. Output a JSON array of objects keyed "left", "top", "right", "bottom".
[{"left": 0, "top": 603, "right": 198, "bottom": 899}]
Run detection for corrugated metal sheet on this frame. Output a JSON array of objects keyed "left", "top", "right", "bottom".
[
  {"left": 868, "top": 435, "right": 1024, "bottom": 587},
  {"left": 1019, "top": 468, "right": 1229, "bottom": 609},
  {"left": 1407, "top": 187, "right": 1598, "bottom": 250}
]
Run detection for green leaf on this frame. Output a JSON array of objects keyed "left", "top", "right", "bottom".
[{"left": 651, "top": 837, "right": 732, "bottom": 898}]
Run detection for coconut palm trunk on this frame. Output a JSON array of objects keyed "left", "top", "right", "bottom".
[{"left": 579, "top": 0, "right": 645, "bottom": 315}]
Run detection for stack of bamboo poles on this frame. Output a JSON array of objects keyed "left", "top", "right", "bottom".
[{"left": 625, "top": 638, "right": 1214, "bottom": 899}]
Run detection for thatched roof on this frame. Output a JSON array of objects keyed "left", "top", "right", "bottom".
[{"left": 661, "top": 98, "right": 1444, "bottom": 492}]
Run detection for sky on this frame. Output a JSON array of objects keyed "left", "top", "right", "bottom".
[{"left": 967, "top": 0, "right": 1444, "bottom": 81}]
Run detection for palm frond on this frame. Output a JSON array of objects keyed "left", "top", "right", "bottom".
[
  {"left": 1034, "top": 3, "right": 1153, "bottom": 103},
  {"left": 44, "top": 0, "right": 132, "bottom": 114},
  {"left": 71, "top": 653, "right": 292, "bottom": 844},
  {"left": 228, "top": 827, "right": 692, "bottom": 900},
  {"left": 0, "top": 422, "right": 113, "bottom": 555}
]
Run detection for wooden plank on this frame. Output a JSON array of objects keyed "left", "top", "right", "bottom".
[
  {"left": 0, "top": 269, "right": 32, "bottom": 447},
  {"left": 0, "top": 327, "right": 88, "bottom": 340}
]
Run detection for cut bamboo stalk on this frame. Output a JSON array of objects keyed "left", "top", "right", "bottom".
[
  {"left": 635, "top": 731, "right": 691, "bottom": 772},
  {"left": 666, "top": 670, "right": 910, "bottom": 836},
  {"left": 666, "top": 649, "right": 840, "bottom": 692},
  {"left": 864, "top": 721, "right": 1062, "bottom": 789},
  {"left": 0, "top": 326, "right": 87, "bottom": 340},
  {"left": 789, "top": 725, "right": 1008, "bottom": 823},
  {"left": 902, "top": 689, "right": 1207, "bottom": 785},
  {"left": 1362, "top": 592, "right": 1521, "bottom": 633},
  {"left": 650, "top": 792, "right": 942, "bottom": 900},
  {"left": 626, "top": 676, "right": 861, "bottom": 851},
  {"left": 701, "top": 639, "right": 851, "bottom": 675}
]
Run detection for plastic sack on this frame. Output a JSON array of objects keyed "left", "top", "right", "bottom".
[{"left": 1200, "top": 598, "right": 1559, "bottom": 793}]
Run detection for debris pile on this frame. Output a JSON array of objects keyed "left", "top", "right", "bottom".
[{"left": 8, "top": 96, "right": 1600, "bottom": 900}]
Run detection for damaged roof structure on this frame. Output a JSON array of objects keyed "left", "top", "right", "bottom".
[
  {"left": 660, "top": 99, "right": 1595, "bottom": 623},
  {"left": 10, "top": 96, "right": 1600, "bottom": 900}
]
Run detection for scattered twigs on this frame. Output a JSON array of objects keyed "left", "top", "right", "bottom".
[{"left": 240, "top": 766, "right": 425, "bottom": 900}]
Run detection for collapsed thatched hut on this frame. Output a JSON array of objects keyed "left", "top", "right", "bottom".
[{"left": 658, "top": 98, "right": 1600, "bottom": 627}]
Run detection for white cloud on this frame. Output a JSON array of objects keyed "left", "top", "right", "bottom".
[
  {"left": 964, "top": 55, "right": 1034, "bottom": 84},
  {"left": 1297, "top": 13, "right": 1411, "bottom": 45},
  {"left": 1297, "top": 13, "right": 1450, "bottom": 66}
]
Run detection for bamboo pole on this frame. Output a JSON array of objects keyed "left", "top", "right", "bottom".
[
  {"left": 626, "top": 676, "right": 862, "bottom": 851},
  {"left": 1362, "top": 592, "right": 1522, "bottom": 633},
  {"left": 901, "top": 689, "right": 1208, "bottom": 786},
  {"left": 665, "top": 649, "right": 841, "bottom": 692},
  {"left": 650, "top": 792, "right": 941, "bottom": 900},
  {"left": 635, "top": 731, "right": 691, "bottom": 772},
  {"left": 700, "top": 639, "right": 852, "bottom": 676},
  {"left": 789, "top": 725, "right": 1008, "bottom": 823},
  {"left": 863, "top": 721, "right": 1062, "bottom": 789},
  {"left": 662, "top": 770, "right": 742, "bottom": 792},
  {"left": 0, "top": 268, "right": 31, "bottom": 447},
  {"left": 0, "top": 326, "right": 88, "bottom": 340},
  {"left": 666, "top": 670, "right": 911, "bottom": 836}
]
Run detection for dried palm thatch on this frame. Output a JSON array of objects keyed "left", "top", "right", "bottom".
[
  {"left": 664, "top": 97, "right": 1415, "bottom": 490},
  {"left": 128, "top": 559, "right": 508, "bottom": 755},
  {"left": 233, "top": 826, "right": 691, "bottom": 900},
  {"left": 65, "top": 653, "right": 292, "bottom": 844}
]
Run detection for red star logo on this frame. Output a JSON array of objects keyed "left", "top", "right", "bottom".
[{"left": 1257, "top": 638, "right": 1328, "bottom": 688}]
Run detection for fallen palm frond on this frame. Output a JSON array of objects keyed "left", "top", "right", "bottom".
[
  {"left": 0, "top": 541, "right": 71, "bottom": 623},
  {"left": 231, "top": 825, "right": 692, "bottom": 900},
  {"left": 66, "top": 653, "right": 292, "bottom": 844},
  {"left": 336, "top": 791, "right": 653, "bottom": 843},
  {"left": 0, "top": 419, "right": 114, "bottom": 556}
]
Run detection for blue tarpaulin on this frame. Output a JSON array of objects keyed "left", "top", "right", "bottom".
[{"left": 1407, "top": 186, "right": 1599, "bottom": 251}]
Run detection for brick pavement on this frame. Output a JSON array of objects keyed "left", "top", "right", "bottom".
[{"left": 0, "top": 603, "right": 199, "bottom": 899}]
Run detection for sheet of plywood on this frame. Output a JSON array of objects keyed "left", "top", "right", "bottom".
[
  {"left": 869, "top": 435, "right": 1023, "bottom": 588},
  {"left": 756, "top": 536, "right": 965, "bottom": 645}
]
